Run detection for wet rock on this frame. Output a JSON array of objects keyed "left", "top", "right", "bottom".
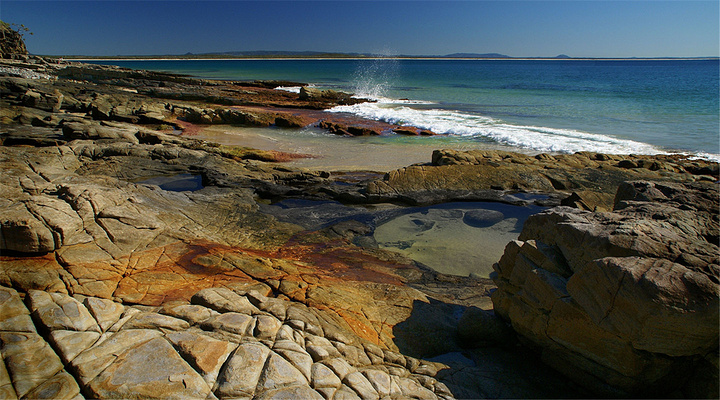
[
  {"left": 394, "top": 127, "right": 419, "bottom": 135},
  {"left": 462, "top": 209, "right": 504, "bottom": 228},
  {"left": 299, "top": 86, "right": 361, "bottom": 106}
]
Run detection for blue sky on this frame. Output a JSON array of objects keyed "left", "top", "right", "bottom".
[{"left": 1, "top": 1, "right": 718, "bottom": 57}]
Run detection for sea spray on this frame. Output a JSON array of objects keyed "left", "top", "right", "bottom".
[{"left": 350, "top": 57, "right": 399, "bottom": 100}]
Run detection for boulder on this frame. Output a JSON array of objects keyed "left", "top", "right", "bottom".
[{"left": 491, "top": 180, "right": 719, "bottom": 397}]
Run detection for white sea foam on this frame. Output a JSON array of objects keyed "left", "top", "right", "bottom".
[
  {"left": 329, "top": 102, "right": 671, "bottom": 156},
  {"left": 688, "top": 152, "right": 720, "bottom": 163},
  {"left": 274, "top": 86, "right": 302, "bottom": 93}
]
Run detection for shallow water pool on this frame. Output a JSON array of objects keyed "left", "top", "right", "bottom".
[{"left": 373, "top": 202, "right": 544, "bottom": 278}]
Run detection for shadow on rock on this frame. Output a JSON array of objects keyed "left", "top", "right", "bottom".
[{"left": 393, "top": 299, "right": 592, "bottom": 399}]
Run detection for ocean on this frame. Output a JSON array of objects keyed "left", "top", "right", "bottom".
[{"left": 86, "top": 58, "right": 720, "bottom": 161}]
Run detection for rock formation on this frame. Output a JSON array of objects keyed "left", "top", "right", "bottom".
[
  {"left": 367, "top": 149, "right": 718, "bottom": 208},
  {"left": 0, "top": 21, "right": 28, "bottom": 58},
  {"left": 0, "top": 285, "right": 455, "bottom": 399},
  {"left": 491, "top": 180, "right": 719, "bottom": 397},
  {"left": 1, "top": 56, "right": 717, "bottom": 399}
]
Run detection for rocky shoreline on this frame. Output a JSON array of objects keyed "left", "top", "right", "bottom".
[{"left": 0, "top": 56, "right": 718, "bottom": 399}]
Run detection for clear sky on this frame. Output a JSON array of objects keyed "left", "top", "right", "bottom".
[{"left": 1, "top": 0, "right": 718, "bottom": 58}]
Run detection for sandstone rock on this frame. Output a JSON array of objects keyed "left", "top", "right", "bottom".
[
  {"left": 567, "top": 256, "right": 718, "bottom": 357},
  {"left": 255, "top": 384, "right": 324, "bottom": 400},
  {"left": 492, "top": 180, "right": 720, "bottom": 396},
  {"left": 191, "top": 287, "right": 260, "bottom": 314},
  {"left": 362, "top": 369, "right": 393, "bottom": 397},
  {"left": 258, "top": 351, "right": 310, "bottom": 390},
  {"left": 273, "top": 340, "right": 314, "bottom": 381},
  {"left": 369, "top": 149, "right": 715, "bottom": 208},
  {"left": 253, "top": 313, "right": 283, "bottom": 339},
  {"left": 0, "top": 360, "right": 15, "bottom": 400},
  {"left": 0, "top": 332, "right": 64, "bottom": 398},
  {"left": 299, "top": 87, "right": 359, "bottom": 106},
  {"left": 0, "top": 22, "right": 28, "bottom": 57},
  {"left": 457, "top": 307, "right": 514, "bottom": 346},
  {"left": 27, "top": 290, "right": 100, "bottom": 332},
  {"left": 21, "top": 89, "right": 63, "bottom": 112},
  {"left": 393, "top": 127, "right": 419, "bottom": 135},
  {"left": 343, "top": 371, "right": 379, "bottom": 399},
  {"left": 165, "top": 330, "right": 237, "bottom": 387},
  {"left": 86, "top": 337, "right": 212, "bottom": 399},
  {"left": 215, "top": 342, "right": 271, "bottom": 398},
  {"left": 0, "top": 286, "right": 35, "bottom": 333},
  {"left": 201, "top": 312, "right": 255, "bottom": 336},
  {"left": 120, "top": 311, "right": 190, "bottom": 331},
  {"left": 49, "top": 330, "right": 101, "bottom": 364},
  {"left": 70, "top": 329, "right": 163, "bottom": 385},
  {"left": 311, "top": 362, "right": 342, "bottom": 389},
  {"left": 20, "top": 370, "right": 80, "bottom": 400},
  {"left": 83, "top": 296, "right": 124, "bottom": 332},
  {"left": 160, "top": 302, "right": 220, "bottom": 324}
]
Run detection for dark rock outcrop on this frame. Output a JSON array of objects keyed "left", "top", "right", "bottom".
[
  {"left": 491, "top": 180, "right": 719, "bottom": 397},
  {"left": 0, "top": 21, "right": 28, "bottom": 58},
  {"left": 366, "top": 149, "right": 718, "bottom": 208}
]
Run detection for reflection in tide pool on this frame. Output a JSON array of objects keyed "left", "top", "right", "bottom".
[
  {"left": 137, "top": 174, "right": 204, "bottom": 192},
  {"left": 374, "top": 202, "right": 544, "bottom": 278}
]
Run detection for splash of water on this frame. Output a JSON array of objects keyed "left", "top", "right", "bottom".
[{"left": 351, "top": 57, "right": 399, "bottom": 100}]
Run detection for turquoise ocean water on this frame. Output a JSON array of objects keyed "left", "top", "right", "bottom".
[{"left": 87, "top": 59, "right": 720, "bottom": 160}]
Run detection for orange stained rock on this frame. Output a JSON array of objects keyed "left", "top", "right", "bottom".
[
  {"left": 114, "top": 241, "right": 257, "bottom": 305},
  {"left": 333, "top": 307, "right": 383, "bottom": 346},
  {"left": 264, "top": 236, "right": 413, "bottom": 286}
]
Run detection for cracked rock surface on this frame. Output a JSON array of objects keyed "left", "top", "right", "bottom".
[{"left": 0, "top": 285, "right": 454, "bottom": 399}]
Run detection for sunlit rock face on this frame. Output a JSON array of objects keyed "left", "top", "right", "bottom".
[{"left": 492, "top": 180, "right": 719, "bottom": 398}]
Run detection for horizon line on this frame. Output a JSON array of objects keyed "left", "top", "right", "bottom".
[{"left": 47, "top": 54, "right": 720, "bottom": 61}]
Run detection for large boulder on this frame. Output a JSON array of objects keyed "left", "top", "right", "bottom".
[{"left": 491, "top": 180, "right": 719, "bottom": 397}]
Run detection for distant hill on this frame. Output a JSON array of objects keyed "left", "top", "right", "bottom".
[
  {"left": 442, "top": 53, "right": 511, "bottom": 58},
  {"left": 195, "top": 50, "right": 378, "bottom": 58}
]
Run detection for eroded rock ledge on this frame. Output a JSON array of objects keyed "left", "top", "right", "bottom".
[{"left": 491, "top": 180, "right": 719, "bottom": 398}]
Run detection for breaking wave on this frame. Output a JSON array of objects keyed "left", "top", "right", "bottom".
[{"left": 329, "top": 101, "right": 671, "bottom": 156}]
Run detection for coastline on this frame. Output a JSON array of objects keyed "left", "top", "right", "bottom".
[
  {"left": 0, "top": 56, "right": 717, "bottom": 399},
  {"left": 59, "top": 55, "right": 720, "bottom": 61}
]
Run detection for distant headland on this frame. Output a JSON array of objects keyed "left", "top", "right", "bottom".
[{"left": 43, "top": 50, "right": 720, "bottom": 61}]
